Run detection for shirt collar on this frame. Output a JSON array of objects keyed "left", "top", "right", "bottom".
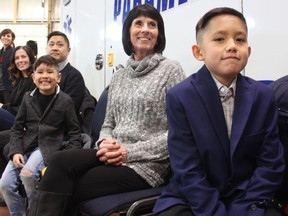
[
  {"left": 58, "top": 59, "right": 69, "bottom": 71},
  {"left": 211, "top": 74, "right": 237, "bottom": 96}
]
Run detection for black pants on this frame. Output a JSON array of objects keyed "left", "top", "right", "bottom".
[
  {"left": 158, "top": 205, "right": 283, "bottom": 216},
  {"left": 158, "top": 205, "right": 194, "bottom": 216},
  {"left": 0, "top": 90, "right": 11, "bottom": 104},
  {"left": 39, "top": 149, "right": 151, "bottom": 203}
]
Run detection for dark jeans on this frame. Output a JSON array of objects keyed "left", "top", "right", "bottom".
[
  {"left": 158, "top": 205, "right": 282, "bottom": 216},
  {"left": 0, "top": 130, "right": 10, "bottom": 177},
  {"left": 0, "top": 90, "right": 11, "bottom": 104},
  {"left": 39, "top": 149, "right": 151, "bottom": 203},
  {"left": 0, "top": 108, "right": 15, "bottom": 131}
]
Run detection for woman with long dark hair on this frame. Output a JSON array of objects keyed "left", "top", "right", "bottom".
[{"left": 0, "top": 45, "right": 36, "bottom": 131}]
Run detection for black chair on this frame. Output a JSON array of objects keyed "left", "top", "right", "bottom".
[
  {"left": 258, "top": 80, "right": 273, "bottom": 85},
  {"left": 78, "top": 86, "right": 165, "bottom": 216},
  {"left": 90, "top": 86, "right": 109, "bottom": 146},
  {"left": 78, "top": 187, "right": 163, "bottom": 216},
  {"left": 78, "top": 87, "right": 98, "bottom": 136}
]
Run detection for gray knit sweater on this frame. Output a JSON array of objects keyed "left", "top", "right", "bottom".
[{"left": 98, "top": 53, "right": 186, "bottom": 187}]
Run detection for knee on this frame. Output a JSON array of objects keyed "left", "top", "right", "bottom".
[
  {"left": 20, "top": 169, "right": 39, "bottom": 189},
  {"left": 0, "top": 183, "right": 7, "bottom": 196},
  {"left": 20, "top": 169, "right": 34, "bottom": 181},
  {"left": 20, "top": 169, "right": 35, "bottom": 183},
  {"left": 0, "top": 179, "right": 4, "bottom": 193},
  {"left": 48, "top": 151, "right": 70, "bottom": 168},
  {"left": 20, "top": 169, "right": 32, "bottom": 177},
  {"left": 0, "top": 176, "right": 11, "bottom": 194}
]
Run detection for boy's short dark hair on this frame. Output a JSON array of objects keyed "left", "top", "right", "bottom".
[
  {"left": 196, "top": 7, "right": 247, "bottom": 42},
  {"left": 47, "top": 31, "right": 70, "bottom": 48},
  {"left": 33, "top": 55, "right": 59, "bottom": 72},
  {"left": 0, "top": 29, "right": 16, "bottom": 41},
  {"left": 122, "top": 4, "right": 166, "bottom": 56}
]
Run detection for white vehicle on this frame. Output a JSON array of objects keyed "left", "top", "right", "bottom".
[{"left": 60, "top": 0, "right": 288, "bottom": 99}]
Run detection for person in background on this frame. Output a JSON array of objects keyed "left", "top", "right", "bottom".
[
  {"left": 0, "top": 31, "right": 93, "bottom": 160},
  {"left": 28, "top": 4, "right": 186, "bottom": 216},
  {"left": 269, "top": 77, "right": 288, "bottom": 211},
  {"left": 0, "top": 45, "right": 36, "bottom": 208},
  {"left": 46, "top": 31, "right": 85, "bottom": 117},
  {"left": 0, "top": 55, "right": 82, "bottom": 216},
  {"left": 46, "top": 31, "right": 95, "bottom": 134},
  {"left": 0, "top": 31, "right": 93, "bottom": 208},
  {"left": 0, "top": 45, "right": 36, "bottom": 180},
  {"left": 154, "top": 7, "right": 285, "bottom": 216},
  {"left": 0, "top": 29, "right": 15, "bottom": 103},
  {"left": 26, "top": 40, "right": 38, "bottom": 59},
  {"left": 0, "top": 45, "right": 36, "bottom": 131}
]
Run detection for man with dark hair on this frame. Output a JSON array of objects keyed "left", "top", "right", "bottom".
[{"left": 47, "top": 31, "right": 96, "bottom": 134}]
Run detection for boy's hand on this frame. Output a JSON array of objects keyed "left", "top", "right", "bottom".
[{"left": 12, "top": 154, "right": 25, "bottom": 168}]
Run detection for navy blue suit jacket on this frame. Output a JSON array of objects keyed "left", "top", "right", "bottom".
[{"left": 154, "top": 65, "right": 285, "bottom": 216}]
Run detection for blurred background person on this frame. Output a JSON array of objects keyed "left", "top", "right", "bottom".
[
  {"left": 0, "top": 45, "right": 36, "bottom": 131},
  {"left": 0, "top": 29, "right": 15, "bottom": 103},
  {"left": 26, "top": 40, "right": 38, "bottom": 59}
]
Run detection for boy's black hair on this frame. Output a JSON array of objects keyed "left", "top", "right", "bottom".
[
  {"left": 47, "top": 31, "right": 70, "bottom": 48},
  {"left": 196, "top": 7, "right": 247, "bottom": 42},
  {"left": 122, "top": 4, "right": 166, "bottom": 56},
  {"left": 33, "top": 55, "right": 59, "bottom": 72}
]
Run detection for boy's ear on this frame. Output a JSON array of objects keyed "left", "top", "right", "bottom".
[
  {"left": 192, "top": 44, "right": 204, "bottom": 61},
  {"left": 57, "top": 72, "right": 62, "bottom": 83},
  {"left": 248, "top": 46, "right": 251, "bottom": 57},
  {"left": 31, "top": 73, "right": 36, "bottom": 84}
]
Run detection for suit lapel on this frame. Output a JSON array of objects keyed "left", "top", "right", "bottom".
[
  {"left": 193, "top": 66, "right": 231, "bottom": 159},
  {"left": 230, "top": 75, "right": 254, "bottom": 155}
]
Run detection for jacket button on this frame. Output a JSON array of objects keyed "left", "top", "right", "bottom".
[{"left": 250, "top": 204, "right": 257, "bottom": 211}]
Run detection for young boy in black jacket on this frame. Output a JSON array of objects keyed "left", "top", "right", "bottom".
[{"left": 0, "top": 55, "right": 82, "bottom": 216}]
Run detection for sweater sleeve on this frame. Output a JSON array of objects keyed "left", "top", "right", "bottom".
[{"left": 124, "top": 131, "right": 169, "bottom": 162}]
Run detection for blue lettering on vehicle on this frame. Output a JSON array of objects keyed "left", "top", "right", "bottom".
[{"left": 114, "top": 0, "right": 188, "bottom": 24}]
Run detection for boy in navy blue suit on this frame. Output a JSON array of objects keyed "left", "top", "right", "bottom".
[{"left": 154, "top": 7, "right": 285, "bottom": 216}]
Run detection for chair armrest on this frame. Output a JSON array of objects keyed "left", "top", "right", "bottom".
[{"left": 126, "top": 195, "right": 160, "bottom": 216}]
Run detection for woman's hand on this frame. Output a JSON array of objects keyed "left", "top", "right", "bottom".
[
  {"left": 96, "top": 139, "right": 127, "bottom": 165},
  {"left": 0, "top": 103, "right": 3, "bottom": 108},
  {"left": 12, "top": 153, "right": 25, "bottom": 168}
]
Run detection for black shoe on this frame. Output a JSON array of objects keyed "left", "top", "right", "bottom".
[{"left": 0, "top": 197, "right": 6, "bottom": 207}]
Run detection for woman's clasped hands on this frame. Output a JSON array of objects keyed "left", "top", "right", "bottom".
[{"left": 96, "top": 138, "right": 127, "bottom": 165}]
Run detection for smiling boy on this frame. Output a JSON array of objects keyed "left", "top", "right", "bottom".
[{"left": 0, "top": 55, "right": 82, "bottom": 215}]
